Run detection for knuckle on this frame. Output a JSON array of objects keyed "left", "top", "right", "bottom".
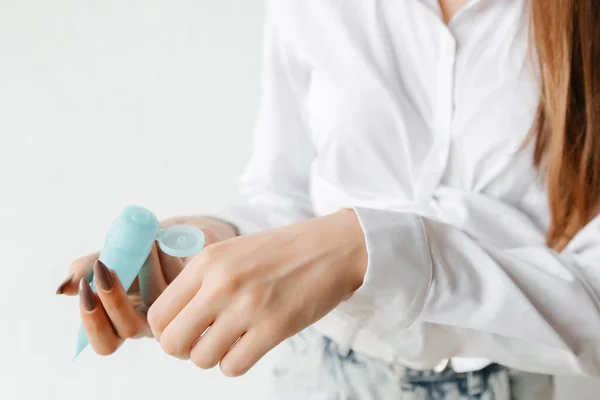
[
  {"left": 191, "top": 352, "right": 218, "bottom": 370},
  {"left": 207, "top": 268, "right": 241, "bottom": 297},
  {"left": 198, "top": 245, "right": 221, "bottom": 265},
  {"left": 95, "top": 348, "right": 115, "bottom": 356},
  {"left": 92, "top": 343, "right": 119, "bottom": 356},
  {"left": 202, "top": 241, "right": 232, "bottom": 263},
  {"left": 118, "top": 326, "right": 139, "bottom": 339},
  {"left": 160, "top": 333, "right": 189, "bottom": 360},
  {"left": 237, "top": 289, "right": 263, "bottom": 311},
  {"left": 220, "top": 274, "right": 242, "bottom": 296},
  {"left": 159, "top": 340, "right": 178, "bottom": 358},
  {"left": 146, "top": 307, "right": 164, "bottom": 333},
  {"left": 202, "top": 229, "right": 218, "bottom": 246},
  {"left": 220, "top": 359, "right": 247, "bottom": 377}
]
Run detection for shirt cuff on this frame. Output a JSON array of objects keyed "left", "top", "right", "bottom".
[{"left": 335, "top": 207, "right": 434, "bottom": 338}]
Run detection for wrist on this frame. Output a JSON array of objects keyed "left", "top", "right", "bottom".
[
  {"left": 333, "top": 209, "right": 368, "bottom": 292},
  {"left": 199, "top": 216, "right": 239, "bottom": 237},
  {"left": 196, "top": 217, "right": 239, "bottom": 245}
]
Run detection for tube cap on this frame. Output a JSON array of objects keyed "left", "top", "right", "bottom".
[{"left": 157, "top": 225, "right": 205, "bottom": 258}]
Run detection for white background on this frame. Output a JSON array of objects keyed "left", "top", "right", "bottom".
[{"left": 1, "top": 1, "right": 599, "bottom": 399}]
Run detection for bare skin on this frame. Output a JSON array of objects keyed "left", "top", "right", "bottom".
[
  {"left": 57, "top": 216, "right": 239, "bottom": 355},
  {"left": 58, "top": 210, "right": 367, "bottom": 376},
  {"left": 147, "top": 209, "right": 367, "bottom": 376},
  {"left": 57, "top": 0, "right": 472, "bottom": 377},
  {"left": 439, "top": 0, "right": 470, "bottom": 24}
]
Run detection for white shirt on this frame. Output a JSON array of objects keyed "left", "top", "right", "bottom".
[{"left": 215, "top": 0, "right": 600, "bottom": 376}]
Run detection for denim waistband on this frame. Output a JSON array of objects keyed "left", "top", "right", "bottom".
[{"left": 320, "top": 335, "right": 504, "bottom": 397}]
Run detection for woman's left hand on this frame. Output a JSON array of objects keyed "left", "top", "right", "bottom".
[{"left": 147, "top": 209, "right": 367, "bottom": 376}]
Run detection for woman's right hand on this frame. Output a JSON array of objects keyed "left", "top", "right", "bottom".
[{"left": 56, "top": 216, "right": 238, "bottom": 356}]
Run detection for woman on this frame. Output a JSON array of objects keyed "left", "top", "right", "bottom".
[{"left": 56, "top": 0, "right": 600, "bottom": 398}]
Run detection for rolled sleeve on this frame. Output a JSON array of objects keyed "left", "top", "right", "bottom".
[
  {"left": 210, "top": 0, "right": 315, "bottom": 236},
  {"left": 336, "top": 207, "right": 434, "bottom": 338}
]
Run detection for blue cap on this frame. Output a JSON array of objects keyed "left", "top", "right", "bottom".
[
  {"left": 105, "top": 206, "right": 204, "bottom": 257},
  {"left": 73, "top": 205, "right": 205, "bottom": 360},
  {"left": 158, "top": 225, "right": 205, "bottom": 258}
]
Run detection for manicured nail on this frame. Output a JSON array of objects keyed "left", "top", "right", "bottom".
[
  {"left": 94, "top": 260, "right": 113, "bottom": 291},
  {"left": 55, "top": 273, "right": 74, "bottom": 295},
  {"left": 79, "top": 278, "right": 96, "bottom": 312}
]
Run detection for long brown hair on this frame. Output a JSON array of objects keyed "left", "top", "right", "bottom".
[{"left": 530, "top": 0, "right": 600, "bottom": 251}]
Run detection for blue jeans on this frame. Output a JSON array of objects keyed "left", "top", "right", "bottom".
[{"left": 270, "top": 329, "right": 554, "bottom": 399}]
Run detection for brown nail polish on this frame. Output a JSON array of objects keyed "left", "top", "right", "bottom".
[
  {"left": 79, "top": 278, "right": 96, "bottom": 312},
  {"left": 94, "top": 260, "right": 113, "bottom": 291},
  {"left": 55, "top": 273, "right": 74, "bottom": 295}
]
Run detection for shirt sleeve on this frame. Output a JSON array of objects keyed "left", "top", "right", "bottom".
[
  {"left": 339, "top": 199, "right": 600, "bottom": 377},
  {"left": 212, "top": 1, "right": 315, "bottom": 234}
]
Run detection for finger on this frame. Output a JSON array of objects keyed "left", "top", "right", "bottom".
[
  {"left": 147, "top": 253, "right": 206, "bottom": 338},
  {"left": 79, "top": 278, "right": 123, "bottom": 356},
  {"left": 156, "top": 243, "right": 185, "bottom": 284},
  {"left": 219, "top": 328, "right": 282, "bottom": 377},
  {"left": 94, "top": 261, "right": 149, "bottom": 339},
  {"left": 138, "top": 242, "right": 168, "bottom": 307},
  {"left": 158, "top": 292, "right": 217, "bottom": 359},
  {"left": 129, "top": 277, "right": 140, "bottom": 294},
  {"left": 57, "top": 251, "right": 100, "bottom": 295},
  {"left": 189, "top": 311, "right": 246, "bottom": 369}
]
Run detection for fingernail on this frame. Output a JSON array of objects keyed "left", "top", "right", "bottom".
[
  {"left": 94, "top": 260, "right": 113, "bottom": 291},
  {"left": 55, "top": 273, "right": 74, "bottom": 295},
  {"left": 79, "top": 278, "right": 96, "bottom": 312}
]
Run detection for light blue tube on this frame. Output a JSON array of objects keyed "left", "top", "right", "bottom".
[{"left": 74, "top": 205, "right": 204, "bottom": 358}]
